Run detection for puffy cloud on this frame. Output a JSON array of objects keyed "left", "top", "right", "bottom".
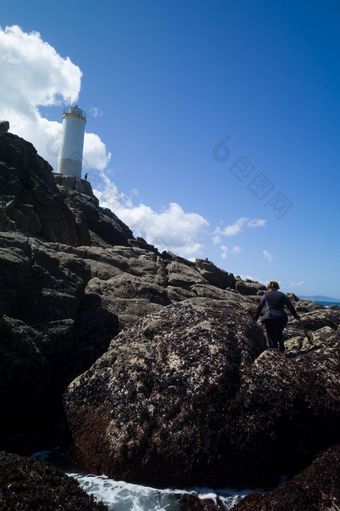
[
  {"left": 212, "top": 234, "right": 221, "bottom": 246},
  {"left": 218, "top": 217, "right": 267, "bottom": 237},
  {"left": 94, "top": 172, "right": 209, "bottom": 259},
  {"left": 262, "top": 249, "right": 273, "bottom": 263},
  {"left": 220, "top": 245, "right": 228, "bottom": 259},
  {"left": 241, "top": 274, "right": 261, "bottom": 282},
  {"left": 240, "top": 274, "right": 271, "bottom": 285},
  {"left": 90, "top": 107, "right": 103, "bottom": 118},
  {"left": 290, "top": 280, "right": 304, "bottom": 287},
  {"left": 219, "top": 245, "right": 240, "bottom": 259},
  {"left": 0, "top": 25, "right": 110, "bottom": 171}
]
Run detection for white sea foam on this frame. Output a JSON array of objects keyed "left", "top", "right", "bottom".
[{"left": 68, "top": 472, "right": 250, "bottom": 510}]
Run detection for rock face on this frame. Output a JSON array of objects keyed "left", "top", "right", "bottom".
[
  {"left": 0, "top": 232, "right": 119, "bottom": 441},
  {"left": 0, "top": 132, "right": 133, "bottom": 246},
  {"left": 64, "top": 300, "right": 267, "bottom": 487},
  {"left": 234, "top": 444, "right": 340, "bottom": 511},
  {"left": 0, "top": 451, "right": 107, "bottom": 510}
]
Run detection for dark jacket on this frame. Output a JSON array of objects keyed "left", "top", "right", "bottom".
[{"left": 254, "top": 290, "right": 299, "bottom": 322}]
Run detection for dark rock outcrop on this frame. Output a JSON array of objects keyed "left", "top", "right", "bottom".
[
  {"left": 0, "top": 132, "right": 133, "bottom": 246},
  {"left": 234, "top": 444, "right": 340, "bottom": 511},
  {"left": 0, "top": 451, "right": 107, "bottom": 510}
]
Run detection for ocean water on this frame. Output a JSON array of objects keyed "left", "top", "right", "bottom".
[
  {"left": 32, "top": 449, "right": 254, "bottom": 510},
  {"left": 68, "top": 472, "right": 251, "bottom": 510},
  {"left": 315, "top": 301, "right": 340, "bottom": 307}
]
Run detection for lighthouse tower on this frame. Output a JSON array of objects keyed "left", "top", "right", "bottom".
[{"left": 57, "top": 105, "right": 86, "bottom": 179}]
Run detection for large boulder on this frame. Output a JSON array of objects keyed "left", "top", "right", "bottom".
[
  {"left": 234, "top": 444, "right": 340, "bottom": 511},
  {"left": 0, "top": 451, "right": 107, "bottom": 510},
  {"left": 64, "top": 299, "right": 267, "bottom": 487},
  {"left": 64, "top": 300, "right": 340, "bottom": 488}
]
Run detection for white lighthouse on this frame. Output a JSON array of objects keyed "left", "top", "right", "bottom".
[{"left": 57, "top": 105, "right": 86, "bottom": 179}]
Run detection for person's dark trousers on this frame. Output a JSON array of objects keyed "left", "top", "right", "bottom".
[{"left": 265, "top": 318, "right": 287, "bottom": 353}]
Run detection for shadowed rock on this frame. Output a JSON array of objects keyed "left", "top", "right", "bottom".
[
  {"left": 233, "top": 444, "right": 340, "bottom": 511},
  {"left": 0, "top": 451, "right": 107, "bottom": 510},
  {"left": 0, "top": 233, "right": 119, "bottom": 443}
]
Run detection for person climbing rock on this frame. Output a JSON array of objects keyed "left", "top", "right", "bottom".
[{"left": 254, "top": 280, "right": 300, "bottom": 353}]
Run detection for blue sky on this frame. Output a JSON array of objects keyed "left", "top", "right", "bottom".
[{"left": 1, "top": 0, "right": 339, "bottom": 297}]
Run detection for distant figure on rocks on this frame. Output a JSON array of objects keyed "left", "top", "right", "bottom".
[
  {"left": 84, "top": 172, "right": 88, "bottom": 180},
  {"left": 254, "top": 280, "right": 300, "bottom": 353}
]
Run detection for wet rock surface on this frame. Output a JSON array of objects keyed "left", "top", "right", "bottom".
[
  {"left": 180, "top": 494, "right": 227, "bottom": 510},
  {"left": 0, "top": 451, "right": 107, "bottom": 510}
]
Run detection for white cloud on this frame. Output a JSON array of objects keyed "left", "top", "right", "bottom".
[
  {"left": 0, "top": 25, "right": 110, "bottom": 171},
  {"left": 220, "top": 244, "right": 241, "bottom": 258},
  {"left": 220, "top": 245, "right": 228, "bottom": 259},
  {"left": 262, "top": 249, "right": 273, "bottom": 263},
  {"left": 94, "top": 172, "right": 209, "bottom": 259},
  {"left": 212, "top": 234, "right": 221, "bottom": 245},
  {"left": 240, "top": 274, "right": 262, "bottom": 282},
  {"left": 90, "top": 107, "right": 103, "bottom": 118},
  {"left": 290, "top": 280, "right": 304, "bottom": 287},
  {"left": 240, "top": 274, "right": 272, "bottom": 286},
  {"left": 219, "top": 217, "right": 267, "bottom": 237}
]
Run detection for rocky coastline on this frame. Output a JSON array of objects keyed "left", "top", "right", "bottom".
[{"left": 0, "top": 132, "right": 339, "bottom": 510}]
